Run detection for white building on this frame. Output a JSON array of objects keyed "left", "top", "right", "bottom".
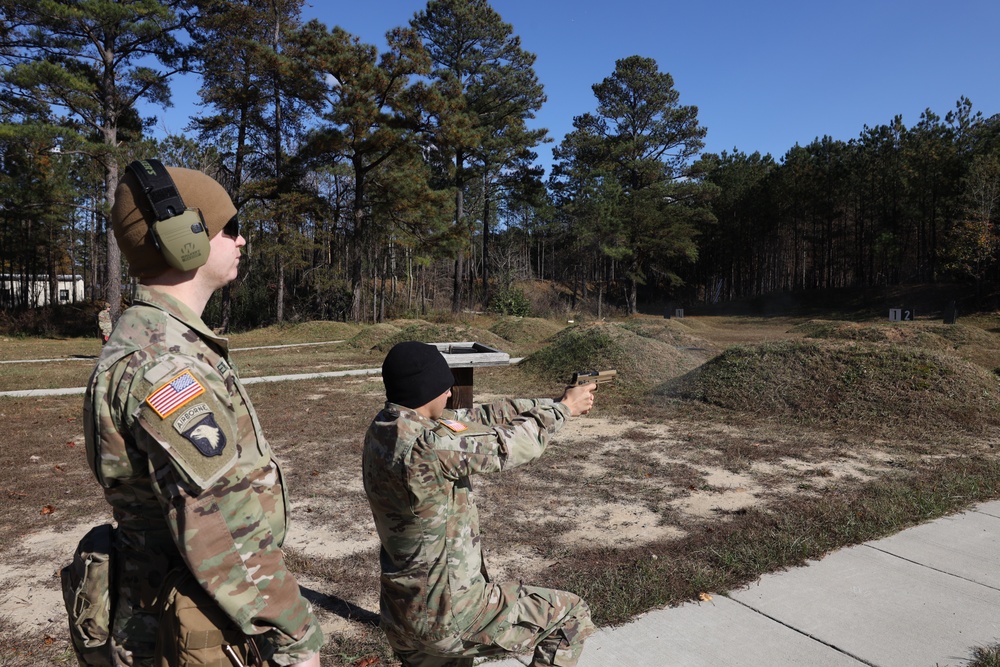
[{"left": 0, "top": 274, "right": 84, "bottom": 307}]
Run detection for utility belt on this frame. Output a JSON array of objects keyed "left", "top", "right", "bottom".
[{"left": 61, "top": 524, "right": 271, "bottom": 667}]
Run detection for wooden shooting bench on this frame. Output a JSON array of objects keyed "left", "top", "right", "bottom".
[{"left": 432, "top": 342, "right": 511, "bottom": 410}]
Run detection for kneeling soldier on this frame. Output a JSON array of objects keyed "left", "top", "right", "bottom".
[{"left": 363, "top": 341, "right": 597, "bottom": 667}]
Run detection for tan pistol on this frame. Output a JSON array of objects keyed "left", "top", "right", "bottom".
[{"left": 569, "top": 370, "right": 617, "bottom": 386}]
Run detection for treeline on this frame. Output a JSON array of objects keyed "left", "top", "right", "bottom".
[
  {"left": 1, "top": 0, "right": 997, "bottom": 330},
  {"left": 694, "top": 101, "right": 1000, "bottom": 304}
]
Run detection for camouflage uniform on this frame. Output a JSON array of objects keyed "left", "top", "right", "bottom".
[
  {"left": 363, "top": 399, "right": 595, "bottom": 667},
  {"left": 84, "top": 285, "right": 323, "bottom": 666}
]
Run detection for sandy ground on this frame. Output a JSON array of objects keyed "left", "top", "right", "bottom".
[
  {"left": 0, "top": 413, "right": 892, "bottom": 652},
  {"left": 1, "top": 315, "right": 938, "bottom": 664}
]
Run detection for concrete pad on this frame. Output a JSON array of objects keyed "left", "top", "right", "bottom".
[
  {"left": 729, "top": 545, "right": 1000, "bottom": 667},
  {"left": 973, "top": 500, "right": 1000, "bottom": 520},
  {"left": 487, "top": 595, "right": 862, "bottom": 667},
  {"left": 867, "top": 509, "right": 1000, "bottom": 588}
]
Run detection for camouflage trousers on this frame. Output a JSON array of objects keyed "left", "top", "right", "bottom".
[{"left": 385, "top": 583, "right": 595, "bottom": 667}]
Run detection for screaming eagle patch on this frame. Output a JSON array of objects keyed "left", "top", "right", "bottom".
[{"left": 179, "top": 413, "right": 227, "bottom": 457}]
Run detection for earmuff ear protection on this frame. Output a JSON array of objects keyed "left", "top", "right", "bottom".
[{"left": 126, "top": 158, "right": 211, "bottom": 271}]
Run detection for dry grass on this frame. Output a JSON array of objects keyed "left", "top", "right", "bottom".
[
  {"left": 0, "top": 360, "right": 94, "bottom": 393},
  {"left": 229, "top": 321, "right": 362, "bottom": 348},
  {"left": 0, "top": 336, "right": 101, "bottom": 362},
  {"left": 517, "top": 322, "right": 713, "bottom": 397},
  {"left": 488, "top": 317, "right": 565, "bottom": 353},
  {"left": 663, "top": 339, "right": 1000, "bottom": 435},
  {"left": 371, "top": 322, "right": 511, "bottom": 354},
  {"left": 794, "top": 319, "right": 1000, "bottom": 370},
  {"left": 970, "top": 644, "right": 1000, "bottom": 667},
  {"left": 3, "top": 313, "right": 1000, "bottom": 665}
]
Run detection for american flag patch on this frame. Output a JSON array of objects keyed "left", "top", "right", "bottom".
[
  {"left": 438, "top": 418, "right": 468, "bottom": 433},
  {"left": 145, "top": 370, "right": 206, "bottom": 419}
]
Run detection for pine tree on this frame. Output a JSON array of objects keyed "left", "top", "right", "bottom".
[
  {"left": 412, "top": 0, "right": 546, "bottom": 312},
  {"left": 553, "top": 55, "right": 713, "bottom": 313},
  {"left": 0, "top": 0, "right": 194, "bottom": 320},
  {"left": 296, "top": 21, "right": 437, "bottom": 322},
  {"left": 190, "top": 0, "right": 315, "bottom": 326}
]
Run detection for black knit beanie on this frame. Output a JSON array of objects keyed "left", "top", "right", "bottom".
[{"left": 381, "top": 341, "right": 455, "bottom": 409}]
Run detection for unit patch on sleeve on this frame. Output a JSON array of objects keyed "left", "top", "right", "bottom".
[
  {"left": 173, "top": 403, "right": 228, "bottom": 457},
  {"left": 145, "top": 370, "right": 206, "bottom": 419},
  {"left": 181, "top": 415, "right": 226, "bottom": 457}
]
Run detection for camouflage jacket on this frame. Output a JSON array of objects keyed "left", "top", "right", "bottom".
[
  {"left": 362, "top": 398, "right": 570, "bottom": 640},
  {"left": 83, "top": 285, "right": 322, "bottom": 664}
]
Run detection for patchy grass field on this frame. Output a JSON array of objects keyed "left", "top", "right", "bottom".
[{"left": 3, "top": 312, "right": 1000, "bottom": 665}]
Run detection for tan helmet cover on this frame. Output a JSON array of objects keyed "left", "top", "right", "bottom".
[{"left": 112, "top": 167, "right": 237, "bottom": 278}]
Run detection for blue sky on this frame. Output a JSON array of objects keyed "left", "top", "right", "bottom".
[{"left": 151, "top": 0, "right": 1000, "bottom": 173}]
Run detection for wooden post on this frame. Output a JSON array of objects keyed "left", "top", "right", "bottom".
[
  {"left": 433, "top": 342, "right": 509, "bottom": 411},
  {"left": 447, "top": 367, "right": 474, "bottom": 410}
]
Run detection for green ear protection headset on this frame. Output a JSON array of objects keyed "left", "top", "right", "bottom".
[{"left": 126, "top": 158, "right": 211, "bottom": 272}]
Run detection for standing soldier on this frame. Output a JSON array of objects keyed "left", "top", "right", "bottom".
[
  {"left": 96, "top": 301, "right": 113, "bottom": 343},
  {"left": 73, "top": 159, "right": 323, "bottom": 666},
  {"left": 363, "top": 341, "right": 597, "bottom": 667}
]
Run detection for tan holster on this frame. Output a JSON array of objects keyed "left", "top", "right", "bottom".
[{"left": 155, "top": 568, "right": 270, "bottom": 667}]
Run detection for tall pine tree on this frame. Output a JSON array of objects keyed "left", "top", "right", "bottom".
[
  {"left": 190, "top": 0, "right": 317, "bottom": 327},
  {"left": 553, "top": 55, "right": 713, "bottom": 313},
  {"left": 412, "top": 0, "right": 546, "bottom": 312},
  {"left": 296, "top": 21, "right": 438, "bottom": 322}
]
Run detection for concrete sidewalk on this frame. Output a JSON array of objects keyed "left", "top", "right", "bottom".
[{"left": 492, "top": 501, "right": 1000, "bottom": 667}]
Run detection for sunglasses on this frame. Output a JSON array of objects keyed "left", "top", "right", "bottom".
[{"left": 222, "top": 215, "right": 239, "bottom": 239}]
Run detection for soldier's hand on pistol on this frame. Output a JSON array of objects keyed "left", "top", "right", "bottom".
[{"left": 559, "top": 382, "right": 596, "bottom": 416}]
